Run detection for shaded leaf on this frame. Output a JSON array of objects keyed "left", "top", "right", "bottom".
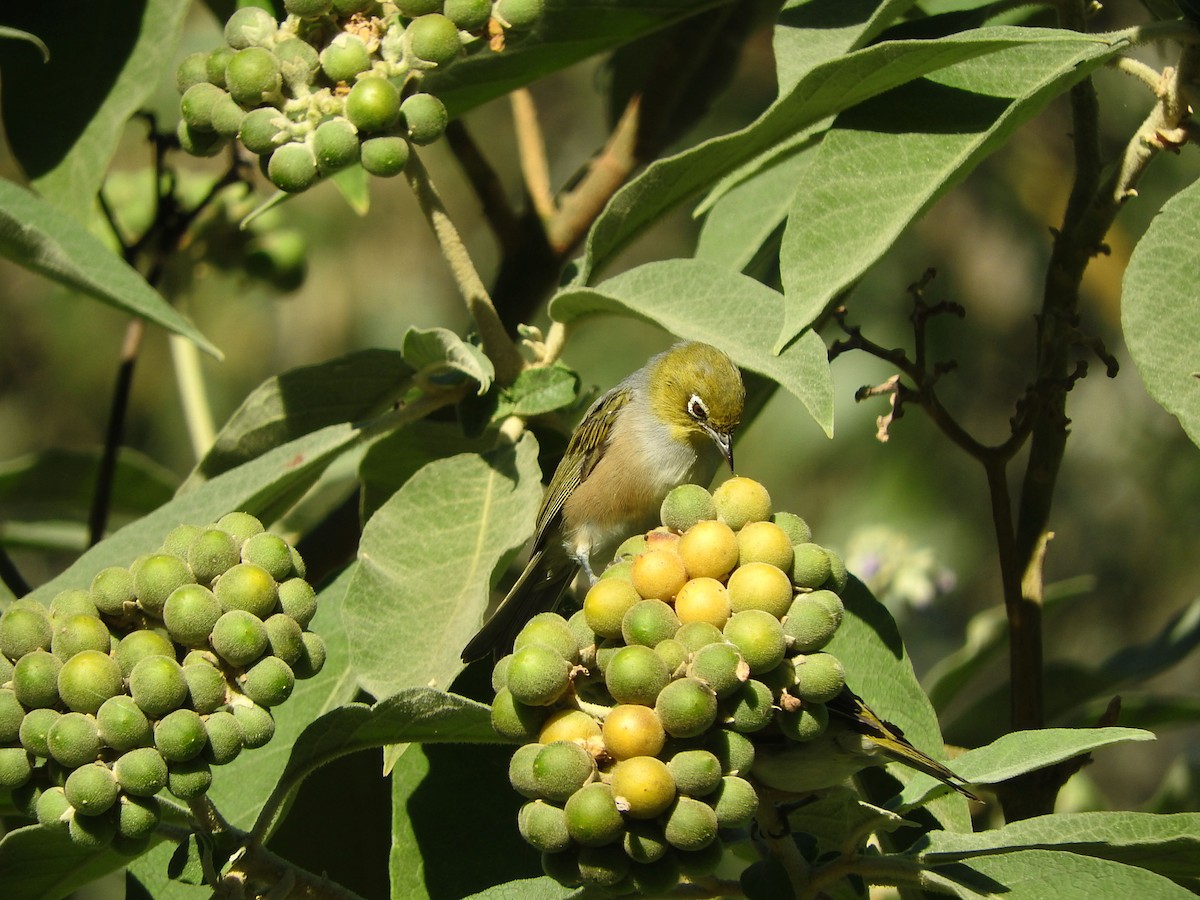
[
  {"left": 495, "top": 364, "right": 580, "bottom": 419},
  {"left": 0, "top": 179, "right": 219, "bottom": 357},
  {"left": 550, "top": 260, "right": 834, "bottom": 436},
  {"left": 1122, "top": 177, "right": 1200, "bottom": 449},
  {"left": 343, "top": 436, "right": 542, "bottom": 699},
  {"left": 402, "top": 327, "right": 494, "bottom": 395},
  {"left": 187, "top": 349, "right": 412, "bottom": 486},
  {"left": 0, "top": 825, "right": 157, "bottom": 900},
  {"left": 331, "top": 163, "right": 370, "bottom": 216},
  {"left": 0, "top": 0, "right": 190, "bottom": 219},
  {"left": 463, "top": 877, "right": 582, "bottom": 900}
]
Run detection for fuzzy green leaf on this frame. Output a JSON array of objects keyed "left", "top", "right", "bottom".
[
  {"left": 402, "top": 327, "right": 494, "bottom": 395},
  {"left": 0, "top": 825, "right": 156, "bottom": 900}
]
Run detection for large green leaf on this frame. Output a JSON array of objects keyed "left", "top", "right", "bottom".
[
  {"left": 0, "top": 179, "right": 219, "bottom": 357},
  {"left": 1122, "top": 177, "right": 1200, "bottom": 449},
  {"left": 464, "top": 878, "right": 582, "bottom": 900},
  {"left": 575, "top": 26, "right": 1125, "bottom": 285},
  {"left": 186, "top": 349, "right": 412, "bottom": 487},
  {"left": 0, "top": 825, "right": 161, "bottom": 900},
  {"left": 343, "top": 436, "right": 543, "bottom": 699},
  {"left": 550, "top": 260, "right": 834, "bottom": 436},
  {"left": 0, "top": 0, "right": 189, "bottom": 219},
  {"left": 896, "top": 726, "right": 1156, "bottom": 809},
  {"left": 774, "top": 33, "right": 1127, "bottom": 351},
  {"left": 913, "top": 811, "right": 1200, "bottom": 883},
  {"left": 27, "top": 423, "right": 364, "bottom": 603},
  {"left": 926, "top": 848, "right": 1195, "bottom": 899}
]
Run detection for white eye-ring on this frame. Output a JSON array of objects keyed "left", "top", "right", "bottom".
[{"left": 687, "top": 394, "right": 709, "bottom": 421}]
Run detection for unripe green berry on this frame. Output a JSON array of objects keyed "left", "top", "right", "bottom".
[
  {"left": 605, "top": 645, "right": 669, "bottom": 706},
  {"left": 632, "top": 854, "right": 682, "bottom": 895},
  {"left": 277, "top": 578, "right": 318, "bottom": 628},
  {"left": 65, "top": 763, "right": 119, "bottom": 816},
  {"left": 49, "top": 589, "right": 97, "bottom": 622},
  {"left": 610, "top": 755, "right": 675, "bottom": 819},
  {"left": 205, "top": 46, "right": 234, "bottom": 88},
  {"left": 519, "top": 800, "right": 571, "bottom": 853},
  {"left": 667, "top": 749, "right": 723, "bottom": 797},
  {"left": 224, "top": 7, "right": 277, "bottom": 50},
  {"left": 653, "top": 638, "right": 688, "bottom": 676},
  {"left": 687, "top": 641, "right": 748, "bottom": 699},
  {"left": 211, "top": 609, "right": 268, "bottom": 667},
  {"left": 284, "top": 0, "right": 332, "bottom": 16},
  {"left": 189, "top": 528, "right": 240, "bottom": 585},
  {"left": 675, "top": 621, "right": 722, "bottom": 653},
  {"left": 97, "top": 695, "right": 153, "bottom": 752},
  {"left": 47, "top": 711, "right": 101, "bottom": 768},
  {"left": 490, "top": 687, "right": 546, "bottom": 742},
  {"left": 116, "top": 794, "right": 161, "bottom": 840},
  {"left": 293, "top": 630, "right": 327, "bottom": 679},
  {"left": 772, "top": 511, "right": 812, "bottom": 545},
  {"left": 167, "top": 758, "right": 212, "bottom": 800},
  {"left": 541, "top": 848, "right": 583, "bottom": 887},
  {"left": 68, "top": 807, "right": 116, "bottom": 849},
  {"left": 58, "top": 649, "right": 123, "bottom": 714},
  {"left": 182, "top": 661, "right": 227, "bottom": 715},
  {"left": 778, "top": 701, "right": 828, "bottom": 742},
  {"left": 215, "top": 563, "right": 278, "bottom": 618},
  {"left": 722, "top": 678, "right": 774, "bottom": 733},
  {"left": 36, "top": 786, "right": 72, "bottom": 828},
  {"left": 180, "top": 82, "right": 227, "bottom": 132},
  {"left": 129, "top": 655, "right": 188, "bottom": 718},
  {"left": 395, "top": 0, "right": 442, "bottom": 14},
  {"left": 232, "top": 702, "right": 275, "bottom": 749},
  {"left": 239, "top": 107, "right": 289, "bottom": 156},
  {"left": 508, "top": 742, "right": 543, "bottom": 798},
  {"left": 241, "top": 532, "right": 295, "bottom": 581},
  {"left": 706, "top": 728, "right": 755, "bottom": 775},
  {"left": 1, "top": 604, "right": 52, "bottom": 660},
  {"left": 262, "top": 613, "right": 304, "bottom": 666},
  {"left": 13, "top": 649, "right": 62, "bottom": 708},
  {"left": 655, "top": 677, "right": 717, "bottom": 739},
  {"left": 162, "top": 524, "right": 202, "bottom": 559},
  {"left": 710, "top": 775, "right": 758, "bottom": 828},
  {"left": 514, "top": 612, "right": 580, "bottom": 664},
  {"left": 114, "top": 629, "right": 175, "bottom": 678},
  {"left": 177, "top": 120, "right": 226, "bottom": 157},
  {"left": 203, "top": 710, "right": 244, "bottom": 765},
  {"left": 0, "top": 688, "right": 22, "bottom": 743},
  {"left": 444, "top": 0, "right": 492, "bottom": 31},
  {"left": 345, "top": 77, "right": 401, "bottom": 132},
  {"left": 723, "top": 609, "right": 786, "bottom": 674},
  {"left": 51, "top": 613, "right": 112, "bottom": 661},
  {"left": 577, "top": 845, "right": 630, "bottom": 888},
  {"left": 791, "top": 652, "right": 845, "bottom": 703},
  {"left": 155, "top": 709, "right": 208, "bottom": 762},
  {"left": 507, "top": 643, "right": 571, "bottom": 706},
  {"left": 623, "top": 819, "right": 669, "bottom": 863},
  {"left": 176, "top": 51, "right": 210, "bottom": 93},
  {"left": 564, "top": 782, "right": 623, "bottom": 847},
  {"left": 19, "top": 706, "right": 60, "bottom": 757},
  {"left": 0, "top": 746, "right": 32, "bottom": 790},
  {"left": 320, "top": 33, "right": 371, "bottom": 83},
  {"left": 494, "top": 0, "right": 543, "bottom": 30},
  {"left": 270, "top": 141, "right": 320, "bottom": 193},
  {"left": 240, "top": 655, "right": 295, "bottom": 707},
  {"left": 90, "top": 567, "right": 135, "bottom": 617},
  {"left": 663, "top": 796, "right": 718, "bottom": 851},
  {"left": 823, "top": 549, "right": 849, "bottom": 593},
  {"left": 621, "top": 599, "right": 680, "bottom": 648},
  {"left": 613, "top": 534, "right": 649, "bottom": 561},
  {"left": 533, "top": 740, "right": 596, "bottom": 802},
  {"left": 783, "top": 594, "right": 840, "bottom": 653},
  {"left": 400, "top": 92, "right": 447, "bottom": 145},
  {"left": 135, "top": 553, "right": 195, "bottom": 617},
  {"left": 791, "top": 543, "right": 832, "bottom": 590},
  {"left": 660, "top": 484, "right": 717, "bottom": 533},
  {"left": 163, "top": 584, "right": 222, "bottom": 648}
]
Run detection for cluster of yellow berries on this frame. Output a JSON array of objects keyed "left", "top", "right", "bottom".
[
  {"left": 491, "top": 477, "right": 848, "bottom": 892},
  {"left": 0, "top": 513, "right": 324, "bottom": 852}
]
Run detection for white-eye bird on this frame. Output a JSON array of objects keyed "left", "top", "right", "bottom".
[
  {"left": 461, "top": 341, "right": 745, "bottom": 663},
  {"left": 753, "top": 685, "right": 978, "bottom": 800}
]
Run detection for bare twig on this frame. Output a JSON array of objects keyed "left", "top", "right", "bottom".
[{"left": 510, "top": 87, "right": 556, "bottom": 224}]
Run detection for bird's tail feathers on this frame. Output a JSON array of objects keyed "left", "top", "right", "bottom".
[{"left": 460, "top": 545, "right": 578, "bottom": 663}]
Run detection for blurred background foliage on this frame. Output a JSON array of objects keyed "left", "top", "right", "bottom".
[{"left": 1, "top": 0, "right": 1198, "bottom": 833}]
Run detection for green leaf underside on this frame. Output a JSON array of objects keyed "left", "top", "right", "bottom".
[
  {"left": 549, "top": 260, "right": 834, "bottom": 436},
  {"left": 914, "top": 811, "right": 1200, "bottom": 882},
  {"left": 186, "top": 349, "right": 412, "bottom": 486},
  {"left": 897, "top": 727, "right": 1156, "bottom": 809},
  {"left": 577, "top": 26, "right": 1124, "bottom": 286},
  {"left": 0, "top": 0, "right": 189, "bottom": 219},
  {"left": 927, "top": 848, "right": 1195, "bottom": 898},
  {"left": 775, "top": 34, "right": 1127, "bottom": 351},
  {"left": 28, "top": 423, "right": 363, "bottom": 604},
  {"left": 1122, "top": 177, "right": 1200, "bottom": 449},
  {"left": 343, "top": 436, "right": 542, "bottom": 700},
  {"left": 0, "top": 179, "right": 219, "bottom": 357}
]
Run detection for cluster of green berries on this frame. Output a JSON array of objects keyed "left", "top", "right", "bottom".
[
  {"left": 0, "top": 513, "right": 324, "bottom": 853},
  {"left": 176, "top": 0, "right": 544, "bottom": 192},
  {"left": 491, "top": 477, "right": 849, "bottom": 893}
]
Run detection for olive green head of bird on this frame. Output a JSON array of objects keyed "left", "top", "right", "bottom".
[{"left": 646, "top": 342, "right": 745, "bottom": 468}]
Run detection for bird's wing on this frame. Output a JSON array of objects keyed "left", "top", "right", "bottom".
[{"left": 532, "top": 385, "right": 633, "bottom": 550}]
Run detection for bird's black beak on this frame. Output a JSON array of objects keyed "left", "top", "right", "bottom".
[{"left": 707, "top": 428, "right": 734, "bottom": 472}]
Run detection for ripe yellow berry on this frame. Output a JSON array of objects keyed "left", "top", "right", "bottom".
[
  {"left": 727, "top": 562, "right": 793, "bottom": 619},
  {"left": 737, "top": 521, "right": 795, "bottom": 571},
  {"left": 539, "top": 708, "right": 602, "bottom": 745},
  {"left": 602, "top": 705, "right": 665, "bottom": 760},
  {"left": 674, "top": 578, "right": 732, "bottom": 628},
  {"left": 631, "top": 550, "right": 688, "bottom": 600},
  {"left": 712, "top": 476, "right": 772, "bottom": 530},
  {"left": 583, "top": 579, "right": 640, "bottom": 639},
  {"left": 678, "top": 520, "right": 738, "bottom": 581},
  {"left": 610, "top": 756, "right": 676, "bottom": 819}
]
